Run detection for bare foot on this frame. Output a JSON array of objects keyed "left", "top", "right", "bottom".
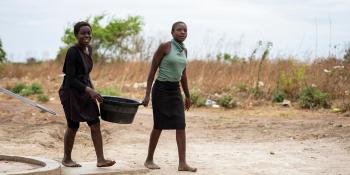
[
  {"left": 144, "top": 160, "right": 160, "bottom": 169},
  {"left": 62, "top": 159, "right": 81, "bottom": 167},
  {"left": 97, "top": 159, "right": 116, "bottom": 167},
  {"left": 178, "top": 164, "right": 197, "bottom": 172}
]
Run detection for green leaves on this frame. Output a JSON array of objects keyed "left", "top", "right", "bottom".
[
  {"left": 58, "top": 14, "right": 143, "bottom": 62},
  {"left": 0, "top": 39, "right": 7, "bottom": 63}
]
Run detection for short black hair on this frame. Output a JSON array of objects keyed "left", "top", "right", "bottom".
[
  {"left": 171, "top": 21, "right": 186, "bottom": 32},
  {"left": 73, "top": 21, "right": 91, "bottom": 36}
]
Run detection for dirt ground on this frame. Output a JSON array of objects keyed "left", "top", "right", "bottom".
[{"left": 1, "top": 96, "right": 350, "bottom": 175}]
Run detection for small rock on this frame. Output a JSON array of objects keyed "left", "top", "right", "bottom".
[
  {"left": 258, "top": 81, "right": 264, "bottom": 87},
  {"left": 281, "top": 99, "right": 292, "bottom": 107},
  {"left": 212, "top": 104, "right": 220, "bottom": 108},
  {"left": 336, "top": 124, "right": 343, "bottom": 128},
  {"left": 270, "top": 151, "right": 275, "bottom": 155},
  {"left": 332, "top": 108, "right": 343, "bottom": 113}
]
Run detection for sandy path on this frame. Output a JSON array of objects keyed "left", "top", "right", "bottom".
[{"left": 0, "top": 99, "right": 350, "bottom": 175}]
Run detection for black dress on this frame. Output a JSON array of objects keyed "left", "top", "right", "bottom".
[
  {"left": 59, "top": 45, "right": 100, "bottom": 123},
  {"left": 151, "top": 80, "right": 186, "bottom": 130}
]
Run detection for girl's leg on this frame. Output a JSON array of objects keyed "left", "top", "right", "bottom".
[
  {"left": 176, "top": 129, "right": 197, "bottom": 172},
  {"left": 145, "top": 129, "right": 162, "bottom": 169},
  {"left": 89, "top": 122, "right": 116, "bottom": 167},
  {"left": 62, "top": 127, "right": 81, "bottom": 167}
]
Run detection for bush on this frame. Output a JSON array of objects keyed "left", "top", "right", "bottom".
[
  {"left": 37, "top": 94, "right": 49, "bottom": 103},
  {"left": 279, "top": 65, "right": 305, "bottom": 99},
  {"left": 29, "top": 83, "right": 43, "bottom": 94},
  {"left": 272, "top": 88, "right": 286, "bottom": 103},
  {"left": 11, "top": 83, "right": 27, "bottom": 94},
  {"left": 0, "top": 38, "right": 7, "bottom": 63},
  {"left": 97, "top": 87, "right": 122, "bottom": 96},
  {"left": 298, "top": 86, "right": 331, "bottom": 109},
  {"left": 344, "top": 47, "right": 350, "bottom": 63},
  {"left": 217, "top": 95, "right": 237, "bottom": 108},
  {"left": 190, "top": 89, "right": 206, "bottom": 107},
  {"left": 11, "top": 83, "right": 43, "bottom": 96},
  {"left": 19, "top": 88, "right": 35, "bottom": 96}
]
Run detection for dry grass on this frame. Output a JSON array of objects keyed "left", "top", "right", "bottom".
[{"left": 0, "top": 58, "right": 349, "bottom": 102}]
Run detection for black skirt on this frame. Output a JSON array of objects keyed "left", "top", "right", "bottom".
[
  {"left": 59, "top": 77, "right": 100, "bottom": 122},
  {"left": 152, "top": 80, "right": 186, "bottom": 130}
]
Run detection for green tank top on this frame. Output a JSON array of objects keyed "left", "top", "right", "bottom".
[{"left": 157, "top": 39, "right": 187, "bottom": 82}]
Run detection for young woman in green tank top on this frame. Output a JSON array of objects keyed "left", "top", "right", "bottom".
[{"left": 142, "top": 21, "right": 197, "bottom": 172}]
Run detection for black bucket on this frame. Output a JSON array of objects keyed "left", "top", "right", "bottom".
[{"left": 100, "top": 96, "right": 142, "bottom": 124}]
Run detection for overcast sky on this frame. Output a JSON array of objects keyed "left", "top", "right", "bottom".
[{"left": 0, "top": 0, "right": 349, "bottom": 62}]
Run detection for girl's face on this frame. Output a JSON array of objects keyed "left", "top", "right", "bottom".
[
  {"left": 172, "top": 23, "right": 187, "bottom": 43},
  {"left": 76, "top": 26, "right": 91, "bottom": 47}
]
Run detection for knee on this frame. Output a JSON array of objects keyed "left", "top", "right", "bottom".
[
  {"left": 89, "top": 122, "right": 100, "bottom": 132},
  {"left": 176, "top": 129, "right": 185, "bottom": 134},
  {"left": 153, "top": 129, "right": 162, "bottom": 133},
  {"left": 67, "top": 127, "right": 78, "bottom": 134}
]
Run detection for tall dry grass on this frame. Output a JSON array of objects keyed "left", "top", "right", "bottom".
[{"left": 0, "top": 58, "right": 349, "bottom": 101}]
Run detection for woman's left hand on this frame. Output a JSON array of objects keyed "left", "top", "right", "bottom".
[{"left": 184, "top": 97, "right": 191, "bottom": 111}]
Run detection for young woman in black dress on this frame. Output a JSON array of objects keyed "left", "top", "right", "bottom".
[
  {"left": 142, "top": 21, "right": 197, "bottom": 172},
  {"left": 59, "top": 21, "right": 115, "bottom": 167}
]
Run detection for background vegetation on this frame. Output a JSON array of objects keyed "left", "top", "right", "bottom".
[{"left": 1, "top": 15, "right": 349, "bottom": 110}]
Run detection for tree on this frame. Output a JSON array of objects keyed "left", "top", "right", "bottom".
[
  {"left": 0, "top": 39, "right": 7, "bottom": 63},
  {"left": 344, "top": 47, "right": 350, "bottom": 63},
  {"left": 57, "top": 15, "right": 143, "bottom": 62}
]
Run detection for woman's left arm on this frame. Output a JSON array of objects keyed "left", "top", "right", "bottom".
[{"left": 181, "top": 68, "right": 191, "bottom": 111}]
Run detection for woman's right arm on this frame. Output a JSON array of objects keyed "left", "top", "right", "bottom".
[{"left": 142, "top": 43, "right": 166, "bottom": 106}]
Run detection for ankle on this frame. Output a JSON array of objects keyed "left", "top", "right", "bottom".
[
  {"left": 62, "top": 156, "right": 71, "bottom": 161},
  {"left": 97, "top": 157, "right": 106, "bottom": 162},
  {"left": 179, "top": 161, "right": 188, "bottom": 166},
  {"left": 145, "top": 157, "right": 154, "bottom": 162}
]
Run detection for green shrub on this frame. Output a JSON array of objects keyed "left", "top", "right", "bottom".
[
  {"left": 29, "top": 83, "right": 43, "bottom": 94},
  {"left": 37, "top": 94, "right": 49, "bottom": 103},
  {"left": 298, "top": 86, "right": 331, "bottom": 109},
  {"left": 279, "top": 65, "right": 305, "bottom": 99},
  {"left": 190, "top": 89, "right": 206, "bottom": 107},
  {"left": 217, "top": 95, "right": 237, "bottom": 108},
  {"left": 19, "top": 88, "right": 35, "bottom": 96},
  {"left": 272, "top": 89, "right": 286, "bottom": 103},
  {"left": 11, "top": 83, "right": 44, "bottom": 96},
  {"left": 97, "top": 87, "right": 123, "bottom": 96},
  {"left": 11, "top": 83, "right": 27, "bottom": 94}
]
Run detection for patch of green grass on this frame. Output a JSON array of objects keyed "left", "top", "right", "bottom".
[
  {"left": 298, "top": 86, "right": 331, "bottom": 109},
  {"left": 37, "top": 94, "right": 49, "bottom": 103},
  {"left": 190, "top": 89, "right": 206, "bottom": 107},
  {"left": 11, "top": 82, "right": 44, "bottom": 96},
  {"left": 272, "top": 88, "right": 286, "bottom": 103},
  {"left": 29, "top": 83, "right": 43, "bottom": 94},
  {"left": 217, "top": 95, "right": 237, "bottom": 108},
  {"left": 19, "top": 88, "right": 35, "bottom": 96},
  {"left": 11, "top": 83, "right": 27, "bottom": 94}
]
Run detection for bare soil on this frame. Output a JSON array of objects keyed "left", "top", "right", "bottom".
[{"left": 0, "top": 96, "right": 350, "bottom": 175}]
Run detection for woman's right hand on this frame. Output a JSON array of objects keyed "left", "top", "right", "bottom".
[
  {"left": 142, "top": 95, "right": 150, "bottom": 107},
  {"left": 85, "top": 87, "right": 103, "bottom": 103}
]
